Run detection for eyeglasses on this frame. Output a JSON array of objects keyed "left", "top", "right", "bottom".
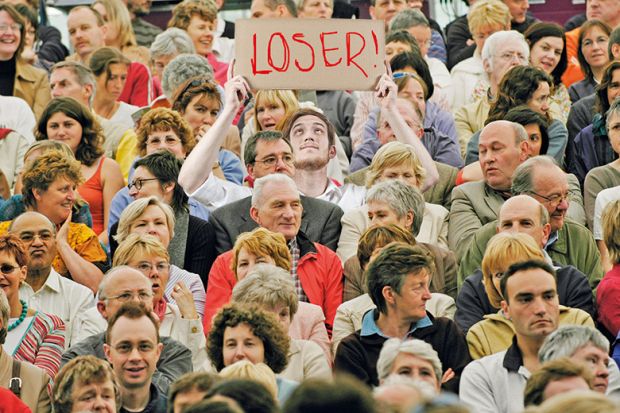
[
  {"left": 528, "top": 191, "right": 569, "bottom": 205},
  {"left": 106, "top": 290, "right": 153, "bottom": 302},
  {"left": 134, "top": 262, "right": 170, "bottom": 274},
  {"left": 0, "top": 264, "right": 19, "bottom": 275},
  {"left": 254, "top": 154, "right": 295, "bottom": 167},
  {"left": 18, "top": 232, "right": 53, "bottom": 243},
  {"left": 495, "top": 51, "right": 528, "bottom": 63},
  {"left": 0, "top": 23, "right": 22, "bottom": 33},
  {"left": 112, "top": 342, "right": 157, "bottom": 354},
  {"left": 177, "top": 78, "right": 205, "bottom": 99},
  {"left": 146, "top": 135, "right": 181, "bottom": 147},
  {"left": 127, "top": 178, "right": 159, "bottom": 191}
]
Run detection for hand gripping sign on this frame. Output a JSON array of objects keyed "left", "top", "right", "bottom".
[{"left": 235, "top": 18, "right": 385, "bottom": 91}]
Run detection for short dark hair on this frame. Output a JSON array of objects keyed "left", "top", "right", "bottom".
[
  {"left": 385, "top": 30, "right": 421, "bottom": 56},
  {"left": 134, "top": 150, "right": 189, "bottom": 213},
  {"left": 524, "top": 358, "right": 593, "bottom": 406},
  {"left": 105, "top": 302, "right": 160, "bottom": 344},
  {"left": 595, "top": 60, "right": 620, "bottom": 114},
  {"left": 499, "top": 259, "right": 556, "bottom": 303},
  {"left": 503, "top": 106, "right": 550, "bottom": 155},
  {"left": 167, "top": 372, "right": 219, "bottom": 413},
  {"left": 244, "top": 131, "right": 292, "bottom": 166},
  {"left": 390, "top": 52, "right": 434, "bottom": 100},
  {"left": 207, "top": 304, "right": 290, "bottom": 373},
  {"left": 205, "top": 379, "right": 278, "bottom": 413},
  {"left": 283, "top": 377, "right": 377, "bottom": 413},
  {"left": 367, "top": 243, "right": 433, "bottom": 314},
  {"left": 281, "top": 107, "right": 336, "bottom": 147},
  {"left": 184, "top": 399, "right": 244, "bottom": 413}
]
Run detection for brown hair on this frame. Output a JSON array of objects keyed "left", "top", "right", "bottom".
[
  {"left": 578, "top": 19, "right": 612, "bottom": 80},
  {"left": 168, "top": 0, "right": 217, "bottom": 30},
  {"left": 231, "top": 228, "right": 291, "bottom": 278},
  {"left": 0, "top": 3, "right": 26, "bottom": 58},
  {"left": 135, "top": 107, "right": 196, "bottom": 157},
  {"left": 281, "top": 107, "right": 336, "bottom": 147},
  {"left": 105, "top": 302, "right": 160, "bottom": 344},
  {"left": 524, "top": 358, "right": 593, "bottom": 407},
  {"left": 357, "top": 224, "right": 416, "bottom": 272},
  {"left": 0, "top": 234, "right": 28, "bottom": 267}
]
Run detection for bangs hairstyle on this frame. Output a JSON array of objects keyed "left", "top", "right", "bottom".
[
  {"left": 357, "top": 224, "right": 416, "bottom": 271},
  {"left": 0, "top": 234, "right": 28, "bottom": 267},
  {"left": 366, "top": 141, "right": 426, "bottom": 188},
  {"left": 207, "top": 303, "right": 290, "bottom": 373},
  {"left": 171, "top": 75, "right": 221, "bottom": 115},
  {"left": 93, "top": 0, "right": 137, "bottom": 48},
  {"left": 602, "top": 200, "right": 620, "bottom": 264},
  {"left": 281, "top": 107, "right": 336, "bottom": 147},
  {"left": 253, "top": 90, "right": 300, "bottom": 132},
  {"left": 390, "top": 52, "right": 434, "bottom": 100},
  {"left": 112, "top": 233, "right": 169, "bottom": 267},
  {"left": 486, "top": 65, "right": 554, "bottom": 124},
  {"left": 595, "top": 61, "right": 620, "bottom": 114},
  {"left": 36, "top": 97, "right": 104, "bottom": 166},
  {"left": 524, "top": 22, "right": 567, "bottom": 86},
  {"left": 232, "top": 263, "right": 299, "bottom": 318},
  {"left": 467, "top": 0, "right": 510, "bottom": 35},
  {"left": 578, "top": 19, "right": 612, "bottom": 80},
  {"left": 394, "top": 72, "right": 428, "bottom": 102},
  {"left": 168, "top": 0, "right": 217, "bottom": 30},
  {"left": 385, "top": 30, "right": 421, "bottom": 56},
  {"left": 115, "top": 196, "right": 175, "bottom": 244},
  {"left": 88, "top": 46, "right": 131, "bottom": 82},
  {"left": 22, "top": 149, "right": 83, "bottom": 210},
  {"left": 136, "top": 107, "right": 196, "bottom": 156},
  {"left": 53, "top": 355, "right": 121, "bottom": 413},
  {"left": 481, "top": 232, "right": 545, "bottom": 308},
  {"left": 231, "top": 228, "right": 291, "bottom": 277},
  {"left": 0, "top": 4, "right": 26, "bottom": 58}
]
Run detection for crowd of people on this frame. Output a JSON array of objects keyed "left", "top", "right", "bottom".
[{"left": 0, "top": 0, "right": 619, "bottom": 411}]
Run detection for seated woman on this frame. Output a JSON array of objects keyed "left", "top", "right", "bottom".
[
  {"left": 112, "top": 196, "right": 208, "bottom": 316},
  {"left": 0, "top": 234, "right": 65, "bottom": 378},
  {"left": 596, "top": 200, "right": 620, "bottom": 336},
  {"left": 53, "top": 355, "right": 121, "bottom": 413},
  {"left": 465, "top": 65, "right": 568, "bottom": 165},
  {"left": 332, "top": 224, "right": 456, "bottom": 351},
  {"left": 456, "top": 232, "right": 594, "bottom": 359},
  {"left": 78, "top": 233, "right": 209, "bottom": 371},
  {"left": 0, "top": 4, "right": 50, "bottom": 119},
  {"left": 170, "top": 77, "right": 243, "bottom": 183},
  {"left": 108, "top": 107, "right": 210, "bottom": 228},
  {"left": 0, "top": 150, "right": 107, "bottom": 292},
  {"left": 89, "top": 47, "right": 140, "bottom": 130},
  {"left": 35, "top": 97, "right": 124, "bottom": 244},
  {"left": 204, "top": 228, "right": 329, "bottom": 353},
  {"left": 207, "top": 303, "right": 297, "bottom": 404},
  {"left": 232, "top": 264, "right": 332, "bottom": 381},
  {"left": 338, "top": 142, "right": 449, "bottom": 262},
  {"left": 570, "top": 61, "right": 620, "bottom": 188}
]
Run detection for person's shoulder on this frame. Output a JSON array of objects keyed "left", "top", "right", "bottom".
[
  {"left": 453, "top": 180, "right": 485, "bottom": 195},
  {"left": 300, "top": 194, "right": 344, "bottom": 212},
  {"left": 15, "top": 59, "right": 47, "bottom": 82},
  {"left": 34, "top": 311, "right": 65, "bottom": 330},
  {"left": 562, "top": 218, "right": 594, "bottom": 235},
  {"left": 212, "top": 195, "right": 252, "bottom": 218}
]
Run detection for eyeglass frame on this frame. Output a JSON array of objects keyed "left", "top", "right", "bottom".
[
  {"left": 252, "top": 153, "right": 295, "bottom": 167},
  {"left": 127, "top": 178, "right": 159, "bottom": 191},
  {"left": 0, "top": 23, "right": 23, "bottom": 33},
  {"left": 105, "top": 290, "right": 154, "bottom": 302},
  {"left": 0, "top": 264, "right": 20, "bottom": 275},
  {"left": 527, "top": 190, "right": 569, "bottom": 206}
]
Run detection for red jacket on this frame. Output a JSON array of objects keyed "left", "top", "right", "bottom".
[
  {"left": 203, "top": 233, "right": 343, "bottom": 335},
  {"left": 119, "top": 62, "right": 153, "bottom": 107}
]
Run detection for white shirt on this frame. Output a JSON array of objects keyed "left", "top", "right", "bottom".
[
  {"left": 0, "top": 96, "right": 36, "bottom": 143},
  {"left": 593, "top": 185, "right": 620, "bottom": 239},
  {"left": 109, "top": 101, "right": 140, "bottom": 130},
  {"left": 311, "top": 180, "right": 366, "bottom": 213},
  {"left": 20, "top": 268, "right": 95, "bottom": 348},
  {"left": 450, "top": 53, "right": 485, "bottom": 112}
]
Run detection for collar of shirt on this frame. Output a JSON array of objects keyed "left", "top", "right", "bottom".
[
  {"left": 502, "top": 336, "right": 524, "bottom": 372},
  {"left": 21, "top": 267, "right": 61, "bottom": 295},
  {"left": 545, "top": 230, "right": 559, "bottom": 250},
  {"left": 288, "top": 237, "right": 298, "bottom": 251},
  {"left": 360, "top": 309, "right": 433, "bottom": 339},
  {"left": 215, "top": 13, "right": 225, "bottom": 37}
]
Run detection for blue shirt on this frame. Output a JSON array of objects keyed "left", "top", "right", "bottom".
[{"left": 360, "top": 309, "right": 433, "bottom": 339}]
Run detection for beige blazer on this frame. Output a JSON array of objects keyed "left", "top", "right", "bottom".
[
  {"left": 288, "top": 302, "right": 331, "bottom": 362},
  {"left": 279, "top": 339, "right": 331, "bottom": 382},
  {"left": 0, "top": 350, "right": 51, "bottom": 413},
  {"left": 13, "top": 59, "right": 51, "bottom": 121}
]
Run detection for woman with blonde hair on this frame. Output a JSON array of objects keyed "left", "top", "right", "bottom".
[
  {"left": 462, "top": 232, "right": 594, "bottom": 359},
  {"left": 595, "top": 200, "right": 620, "bottom": 337},
  {"left": 204, "top": 227, "right": 330, "bottom": 352}
]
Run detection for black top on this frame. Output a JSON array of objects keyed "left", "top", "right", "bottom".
[
  {"left": 119, "top": 383, "right": 167, "bottom": 413},
  {"left": 0, "top": 56, "right": 16, "bottom": 96}
]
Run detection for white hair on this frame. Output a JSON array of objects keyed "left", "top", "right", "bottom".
[
  {"left": 481, "top": 30, "right": 529, "bottom": 71},
  {"left": 252, "top": 173, "right": 299, "bottom": 207},
  {"left": 376, "top": 338, "right": 443, "bottom": 383}
]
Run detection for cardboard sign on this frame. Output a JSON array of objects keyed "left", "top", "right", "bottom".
[{"left": 235, "top": 18, "right": 385, "bottom": 91}]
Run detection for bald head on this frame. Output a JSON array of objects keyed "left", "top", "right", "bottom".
[
  {"left": 97, "top": 266, "right": 153, "bottom": 320},
  {"left": 497, "top": 195, "right": 551, "bottom": 248},
  {"left": 9, "top": 212, "right": 57, "bottom": 273},
  {"left": 10, "top": 211, "right": 55, "bottom": 233}
]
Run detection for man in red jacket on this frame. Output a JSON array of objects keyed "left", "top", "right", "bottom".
[{"left": 204, "top": 173, "right": 344, "bottom": 335}]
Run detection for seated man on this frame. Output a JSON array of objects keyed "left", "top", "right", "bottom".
[
  {"left": 460, "top": 259, "right": 560, "bottom": 413},
  {"left": 62, "top": 266, "right": 193, "bottom": 395},
  {"left": 204, "top": 174, "right": 343, "bottom": 334},
  {"left": 456, "top": 195, "right": 595, "bottom": 335},
  {"left": 448, "top": 120, "right": 529, "bottom": 260},
  {"left": 104, "top": 302, "right": 167, "bottom": 412},
  {"left": 334, "top": 243, "right": 469, "bottom": 392},
  {"left": 524, "top": 358, "right": 593, "bottom": 407},
  {"left": 10, "top": 212, "right": 95, "bottom": 348},
  {"left": 539, "top": 325, "right": 620, "bottom": 397},
  {"left": 178, "top": 78, "right": 344, "bottom": 253},
  {"left": 333, "top": 224, "right": 456, "bottom": 351},
  {"left": 459, "top": 156, "right": 601, "bottom": 289}
]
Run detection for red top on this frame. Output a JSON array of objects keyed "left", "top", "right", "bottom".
[
  {"left": 597, "top": 263, "right": 620, "bottom": 336},
  {"left": 561, "top": 27, "right": 585, "bottom": 88},
  {"left": 78, "top": 157, "right": 105, "bottom": 235},
  {"left": 119, "top": 62, "right": 153, "bottom": 107},
  {"left": 207, "top": 53, "right": 229, "bottom": 87}
]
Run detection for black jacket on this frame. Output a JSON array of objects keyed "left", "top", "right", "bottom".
[{"left": 455, "top": 266, "right": 595, "bottom": 335}]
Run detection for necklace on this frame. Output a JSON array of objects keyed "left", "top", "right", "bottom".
[{"left": 8, "top": 300, "right": 28, "bottom": 331}]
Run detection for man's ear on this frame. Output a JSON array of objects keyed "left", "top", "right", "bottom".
[
  {"left": 501, "top": 299, "right": 510, "bottom": 319},
  {"left": 83, "top": 83, "right": 94, "bottom": 102},
  {"left": 612, "top": 43, "right": 620, "bottom": 60},
  {"left": 541, "top": 223, "right": 551, "bottom": 246},
  {"left": 97, "top": 301, "right": 108, "bottom": 319},
  {"left": 328, "top": 144, "right": 337, "bottom": 160},
  {"left": 519, "top": 140, "right": 530, "bottom": 161},
  {"left": 103, "top": 343, "right": 112, "bottom": 362},
  {"left": 249, "top": 206, "right": 260, "bottom": 225},
  {"left": 246, "top": 163, "right": 255, "bottom": 180}
]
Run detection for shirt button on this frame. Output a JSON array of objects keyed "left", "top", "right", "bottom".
[{"left": 191, "top": 327, "right": 198, "bottom": 334}]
